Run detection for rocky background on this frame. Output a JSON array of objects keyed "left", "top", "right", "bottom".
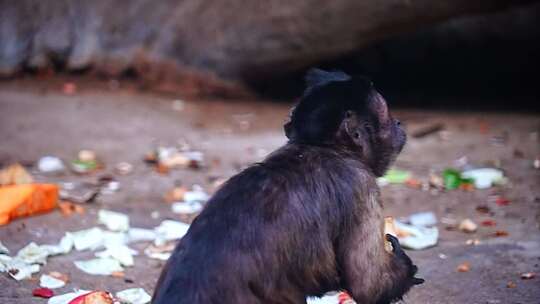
[{"left": 1, "top": 0, "right": 538, "bottom": 100}]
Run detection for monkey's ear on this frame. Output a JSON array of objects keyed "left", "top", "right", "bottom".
[
  {"left": 304, "top": 68, "right": 350, "bottom": 95},
  {"left": 341, "top": 110, "right": 368, "bottom": 147},
  {"left": 284, "top": 121, "right": 295, "bottom": 140}
]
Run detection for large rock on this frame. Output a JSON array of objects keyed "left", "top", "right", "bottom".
[
  {"left": 255, "top": 2, "right": 540, "bottom": 101},
  {"left": 0, "top": 0, "right": 534, "bottom": 96}
]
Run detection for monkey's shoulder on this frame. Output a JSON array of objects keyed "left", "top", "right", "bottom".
[
  {"left": 202, "top": 143, "right": 378, "bottom": 215},
  {"left": 263, "top": 144, "right": 375, "bottom": 181}
]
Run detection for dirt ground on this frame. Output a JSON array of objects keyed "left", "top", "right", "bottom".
[{"left": 0, "top": 78, "right": 539, "bottom": 303}]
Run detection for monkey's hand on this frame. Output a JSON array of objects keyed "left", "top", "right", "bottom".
[{"left": 386, "top": 234, "right": 424, "bottom": 286}]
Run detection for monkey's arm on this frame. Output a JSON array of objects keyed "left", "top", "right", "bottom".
[{"left": 338, "top": 218, "right": 422, "bottom": 304}]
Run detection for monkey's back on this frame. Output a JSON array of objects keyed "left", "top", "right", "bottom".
[{"left": 152, "top": 144, "right": 374, "bottom": 304}]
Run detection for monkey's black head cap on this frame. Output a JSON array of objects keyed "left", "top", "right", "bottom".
[{"left": 284, "top": 68, "right": 374, "bottom": 144}]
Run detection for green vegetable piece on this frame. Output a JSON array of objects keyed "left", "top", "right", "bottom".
[
  {"left": 443, "top": 168, "right": 462, "bottom": 190},
  {"left": 71, "top": 159, "right": 97, "bottom": 171},
  {"left": 384, "top": 169, "right": 411, "bottom": 184}
]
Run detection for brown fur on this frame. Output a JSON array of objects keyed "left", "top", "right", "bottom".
[{"left": 152, "top": 69, "right": 422, "bottom": 304}]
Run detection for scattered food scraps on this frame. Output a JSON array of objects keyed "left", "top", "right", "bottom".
[
  {"left": 2, "top": 210, "right": 192, "bottom": 286},
  {"left": 495, "top": 197, "right": 510, "bottom": 206},
  {"left": 48, "top": 290, "right": 91, "bottom": 304},
  {"left": 44, "top": 234, "right": 74, "bottom": 256},
  {"left": 71, "top": 160, "right": 99, "bottom": 174},
  {"left": 39, "top": 272, "right": 68, "bottom": 289},
  {"left": 164, "top": 186, "right": 187, "bottom": 203},
  {"left": 69, "top": 228, "right": 127, "bottom": 252},
  {"left": 475, "top": 205, "right": 491, "bottom": 214},
  {"left": 74, "top": 258, "right": 123, "bottom": 276},
  {"left": 307, "top": 291, "right": 355, "bottom": 304},
  {"left": 155, "top": 163, "right": 169, "bottom": 175},
  {"left": 0, "top": 184, "right": 59, "bottom": 225},
  {"left": 95, "top": 245, "right": 136, "bottom": 267},
  {"left": 71, "top": 227, "right": 105, "bottom": 251},
  {"left": 458, "top": 219, "right": 478, "bottom": 233},
  {"left": 33, "top": 287, "right": 55, "bottom": 298},
  {"left": 395, "top": 221, "right": 439, "bottom": 250},
  {"left": 127, "top": 228, "right": 157, "bottom": 243},
  {"left": 481, "top": 219, "right": 496, "bottom": 226},
  {"left": 146, "top": 146, "right": 205, "bottom": 172},
  {"left": 11, "top": 237, "right": 72, "bottom": 276},
  {"left": 409, "top": 212, "right": 437, "bottom": 227},
  {"left": 385, "top": 216, "right": 438, "bottom": 250},
  {"left": 100, "top": 180, "right": 120, "bottom": 195},
  {"left": 442, "top": 168, "right": 473, "bottom": 190},
  {"left": 38, "top": 156, "right": 65, "bottom": 173},
  {"left": 171, "top": 201, "right": 203, "bottom": 215},
  {"left": 111, "top": 271, "right": 125, "bottom": 278},
  {"left": 0, "top": 240, "right": 9, "bottom": 254},
  {"left": 154, "top": 220, "right": 190, "bottom": 246},
  {"left": 465, "top": 239, "right": 481, "bottom": 246},
  {"left": 383, "top": 217, "right": 398, "bottom": 252},
  {"left": 459, "top": 182, "right": 474, "bottom": 192},
  {"left": 492, "top": 230, "right": 509, "bottom": 237},
  {"left": 442, "top": 168, "right": 461, "bottom": 190},
  {"left": 307, "top": 293, "right": 341, "bottom": 304},
  {"left": 164, "top": 185, "right": 210, "bottom": 203},
  {"left": 457, "top": 262, "right": 471, "bottom": 272},
  {"left": 58, "top": 201, "right": 85, "bottom": 217},
  {"left": 71, "top": 150, "right": 101, "bottom": 174},
  {"left": 62, "top": 82, "right": 77, "bottom": 95},
  {"left": 48, "top": 271, "right": 69, "bottom": 284},
  {"left": 429, "top": 173, "right": 445, "bottom": 190},
  {"left": 116, "top": 288, "right": 152, "bottom": 304},
  {"left": 506, "top": 281, "right": 516, "bottom": 288},
  {"left": 337, "top": 292, "right": 355, "bottom": 304},
  {"left": 404, "top": 178, "right": 422, "bottom": 189},
  {"left": 144, "top": 243, "right": 175, "bottom": 261},
  {"left": 102, "top": 231, "right": 129, "bottom": 248},
  {"left": 78, "top": 150, "right": 96, "bottom": 162},
  {"left": 69, "top": 291, "right": 114, "bottom": 304},
  {"left": 115, "top": 162, "right": 133, "bottom": 175},
  {"left": 8, "top": 262, "right": 41, "bottom": 280},
  {"left": 98, "top": 210, "right": 130, "bottom": 232},
  {"left": 183, "top": 185, "right": 209, "bottom": 203},
  {"left": 461, "top": 168, "right": 505, "bottom": 189},
  {"left": 520, "top": 272, "right": 536, "bottom": 280},
  {"left": 16, "top": 242, "right": 50, "bottom": 264},
  {"left": 0, "top": 254, "right": 10, "bottom": 272},
  {"left": 0, "top": 163, "right": 34, "bottom": 185},
  {"left": 380, "top": 169, "right": 411, "bottom": 184}
]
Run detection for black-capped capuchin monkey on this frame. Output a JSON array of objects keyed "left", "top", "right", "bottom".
[{"left": 153, "top": 68, "right": 423, "bottom": 304}]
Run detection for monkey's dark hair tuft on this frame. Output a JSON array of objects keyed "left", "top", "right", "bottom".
[
  {"left": 304, "top": 68, "right": 351, "bottom": 96},
  {"left": 285, "top": 69, "right": 372, "bottom": 144}
]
